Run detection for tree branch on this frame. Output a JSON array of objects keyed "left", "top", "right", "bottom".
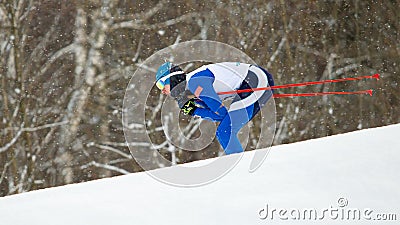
[
  {"left": 38, "top": 43, "right": 76, "bottom": 77},
  {"left": 248, "top": 15, "right": 264, "bottom": 50},
  {"left": 86, "top": 142, "right": 132, "bottom": 159},
  {"left": 0, "top": 127, "right": 23, "bottom": 153},
  {"left": 113, "top": 0, "right": 167, "bottom": 23},
  {"left": 4, "top": 120, "right": 69, "bottom": 133},
  {"left": 18, "top": 0, "right": 34, "bottom": 22},
  {"left": 0, "top": 159, "right": 14, "bottom": 185},
  {"left": 111, "top": 12, "right": 198, "bottom": 30},
  {"left": 267, "top": 36, "right": 286, "bottom": 68},
  {"left": 102, "top": 140, "right": 168, "bottom": 150},
  {"left": 80, "top": 161, "right": 130, "bottom": 175}
]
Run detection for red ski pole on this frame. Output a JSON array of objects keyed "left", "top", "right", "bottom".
[
  {"left": 272, "top": 89, "right": 373, "bottom": 98},
  {"left": 217, "top": 74, "right": 379, "bottom": 96}
]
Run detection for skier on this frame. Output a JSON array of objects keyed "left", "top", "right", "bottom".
[{"left": 155, "top": 62, "right": 274, "bottom": 155}]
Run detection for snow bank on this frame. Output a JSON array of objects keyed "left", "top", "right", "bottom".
[{"left": 1, "top": 124, "right": 400, "bottom": 225}]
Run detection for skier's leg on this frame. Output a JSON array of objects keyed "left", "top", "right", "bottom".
[
  {"left": 234, "top": 65, "right": 273, "bottom": 119},
  {"left": 216, "top": 106, "right": 253, "bottom": 155},
  {"left": 216, "top": 65, "right": 273, "bottom": 154}
]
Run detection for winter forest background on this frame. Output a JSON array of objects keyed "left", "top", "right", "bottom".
[{"left": 0, "top": 0, "right": 398, "bottom": 196}]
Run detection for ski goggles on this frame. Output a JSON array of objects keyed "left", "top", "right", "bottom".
[{"left": 155, "top": 71, "right": 184, "bottom": 90}]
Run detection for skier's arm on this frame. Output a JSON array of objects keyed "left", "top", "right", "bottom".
[
  {"left": 193, "top": 108, "right": 224, "bottom": 122},
  {"left": 187, "top": 69, "right": 228, "bottom": 117},
  {"left": 181, "top": 99, "right": 224, "bottom": 122}
]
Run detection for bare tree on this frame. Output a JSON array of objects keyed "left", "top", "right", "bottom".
[{"left": 0, "top": 0, "right": 399, "bottom": 196}]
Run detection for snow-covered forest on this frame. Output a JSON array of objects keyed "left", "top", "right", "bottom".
[{"left": 0, "top": 0, "right": 399, "bottom": 196}]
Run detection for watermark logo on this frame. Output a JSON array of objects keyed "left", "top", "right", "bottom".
[
  {"left": 258, "top": 198, "right": 397, "bottom": 221},
  {"left": 337, "top": 197, "right": 348, "bottom": 207},
  {"left": 122, "top": 40, "right": 276, "bottom": 187}
]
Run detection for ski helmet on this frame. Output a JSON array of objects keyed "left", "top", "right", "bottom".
[
  {"left": 155, "top": 62, "right": 172, "bottom": 82},
  {"left": 155, "top": 62, "right": 186, "bottom": 90}
]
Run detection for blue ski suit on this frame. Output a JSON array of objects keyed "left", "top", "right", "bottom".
[{"left": 174, "top": 62, "right": 274, "bottom": 155}]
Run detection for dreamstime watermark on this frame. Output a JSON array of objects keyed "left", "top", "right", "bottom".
[
  {"left": 258, "top": 198, "right": 397, "bottom": 221},
  {"left": 122, "top": 40, "right": 277, "bottom": 187}
]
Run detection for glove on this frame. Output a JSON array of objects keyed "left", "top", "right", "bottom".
[{"left": 181, "top": 99, "right": 197, "bottom": 115}]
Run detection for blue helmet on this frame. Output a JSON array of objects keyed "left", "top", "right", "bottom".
[
  {"left": 155, "top": 62, "right": 185, "bottom": 90},
  {"left": 155, "top": 62, "right": 172, "bottom": 82}
]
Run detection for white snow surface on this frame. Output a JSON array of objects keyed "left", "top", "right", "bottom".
[{"left": 1, "top": 124, "right": 400, "bottom": 225}]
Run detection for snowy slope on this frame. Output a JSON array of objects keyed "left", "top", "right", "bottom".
[{"left": 1, "top": 124, "right": 400, "bottom": 225}]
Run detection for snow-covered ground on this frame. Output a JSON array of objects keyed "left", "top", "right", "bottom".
[{"left": 1, "top": 124, "right": 399, "bottom": 225}]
